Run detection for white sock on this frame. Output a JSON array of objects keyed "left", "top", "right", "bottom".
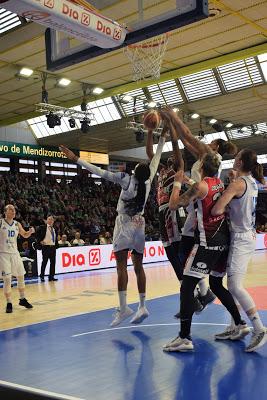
[
  {"left": 248, "top": 311, "right": 264, "bottom": 333},
  {"left": 139, "top": 293, "right": 146, "bottom": 308},
  {"left": 118, "top": 291, "right": 127, "bottom": 312},
  {"left": 198, "top": 279, "right": 208, "bottom": 296}
]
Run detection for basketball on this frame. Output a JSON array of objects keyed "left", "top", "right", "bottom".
[{"left": 143, "top": 110, "right": 161, "bottom": 130}]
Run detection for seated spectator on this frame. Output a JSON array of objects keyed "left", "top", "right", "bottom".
[
  {"left": 58, "top": 234, "right": 71, "bottom": 247},
  {"left": 72, "top": 231, "right": 85, "bottom": 246}
]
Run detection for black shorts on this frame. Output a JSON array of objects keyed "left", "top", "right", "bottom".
[
  {"left": 184, "top": 244, "right": 228, "bottom": 279},
  {"left": 159, "top": 206, "right": 183, "bottom": 247}
]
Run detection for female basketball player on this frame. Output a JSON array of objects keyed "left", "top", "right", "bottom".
[
  {"left": 212, "top": 149, "right": 267, "bottom": 352},
  {"left": 60, "top": 131, "right": 166, "bottom": 327},
  {"left": 0, "top": 204, "right": 35, "bottom": 313},
  {"left": 163, "top": 153, "right": 245, "bottom": 352},
  {"left": 160, "top": 108, "right": 237, "bottom": 315}
]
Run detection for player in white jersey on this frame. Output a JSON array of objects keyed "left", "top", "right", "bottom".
[
  {"left": 60, "top": 132, "right": 166, "bottom": 327},
  {"left": 0, "top": 204, "right": 35, "bottom": 313},
  {"left": 212, "top": 149, "right": 267, "bottom": 352}
]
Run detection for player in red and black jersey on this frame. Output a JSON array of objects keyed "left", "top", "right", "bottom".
[
  {"left": 163, "top": 153, "right": 246, "bottom": 352},
  {"left": 146, "top": 122, "right": 185, "bottom": 283}
]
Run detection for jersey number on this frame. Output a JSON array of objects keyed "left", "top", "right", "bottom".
[{"left": 8, "top": 231, "right": 15, "bottom": 237}]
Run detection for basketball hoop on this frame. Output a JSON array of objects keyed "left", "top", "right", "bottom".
[{"left": 124, "top": 33, "right": 169, "bottom": 81}]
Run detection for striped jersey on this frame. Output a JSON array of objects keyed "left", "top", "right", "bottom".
[
  {"left": 196, "top": 177, "right": 229, "bottom": 246},
  {"left": 157, "top": 165, "right": 176, "bottom": 209},
  {"left": 228, "top": 175, "right": 258, "bottom": 233}
]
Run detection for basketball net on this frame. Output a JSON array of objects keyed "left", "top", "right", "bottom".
[{"left": 124, "top": 33, "right": 169, "bottom": 82}]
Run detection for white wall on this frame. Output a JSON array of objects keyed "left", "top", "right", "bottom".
[{"left": 0, "top": 122, "right": 37, "bottom": 144}]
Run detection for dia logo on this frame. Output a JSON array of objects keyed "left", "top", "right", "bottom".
[{"left": 89, "top": 249, "right": 101, "bottom": 266}]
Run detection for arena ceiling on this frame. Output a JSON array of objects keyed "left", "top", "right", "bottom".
[{"left": 0, "top": 0, "right": 267, "bottom": 154}]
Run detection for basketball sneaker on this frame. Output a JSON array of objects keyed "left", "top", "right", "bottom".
[
  {"left": 110, "top": 306, "right": 134, "bottom": 327},
  {"left": 163, "top": 336, "right": 194, "bottom": 352},
  {"left": 6, "top": 303, "right": 12, "bottom": 313},
  {"left": 19, "top": 298, "right": 33, "bottom": 309},
  {"left": 130, "top": 306, "right": 149, "bottom": 324},
  {"left": 245, "top": 328, "right": 267, "bottom": 352},
  {"left": 215, "top": 322, "right": 250, "bottom": 340}
]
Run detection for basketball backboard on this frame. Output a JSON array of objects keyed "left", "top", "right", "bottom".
[{"left": 46, "top": 0, "right": 209, "bottom": 71}]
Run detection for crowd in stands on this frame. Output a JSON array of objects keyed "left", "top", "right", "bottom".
[{"left": 0, "top": 171, "right": 160, "bottom": 249}]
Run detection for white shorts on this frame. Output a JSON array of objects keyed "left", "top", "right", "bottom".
[
  {"left": 0, "top": 252, "right": 26, "bottom": 277},
  {"left": 227, "top": 230, "right": 256, "bottom": 276},
  {"left": 113, "top": 214, "right": 145, "bottom": 254}
]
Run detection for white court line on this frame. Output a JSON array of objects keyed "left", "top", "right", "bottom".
[
  {"left": 0, "top": 379, "right": 85, "bottom": 400},
  {"left": 72, "top": 322, "right": 229, "bottom": 338}
]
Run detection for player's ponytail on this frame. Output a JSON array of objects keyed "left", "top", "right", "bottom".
[
  {"left": 124, "top": 163, "right": 150, "bottom": 217},
  {"left": 240, "top": 149, "right": 265, "bottom": 184}
]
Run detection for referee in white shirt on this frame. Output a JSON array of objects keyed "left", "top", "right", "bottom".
[{"left": 37, "top": 215, "right": 58, "bottom": 282}]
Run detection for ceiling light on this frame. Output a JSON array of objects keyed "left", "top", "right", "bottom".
[
  {"left": 68, "top": 118, "right": 76, "bottom": 128},
  {"left": 81, "top": 118, "right": 91, "bottom": 133},
  {"left": 92, "top": 87, "right": 104, "bottom": 95},
  {"left": 241, "top": 126, "right": 248, "bottom": 132},
  {"left": 19, "top": 67, "right": 33, "bottom": 77},
  {"left": 191, "top": 113, "right": 199, "bottom": 119},
  {"left": 172, "top": 107, "right": 179, "bottom": 112},
  {"left": 209, "top": 118, "right": 217, "bottom": 124},
  {"left": 120, "top": 94, "right": 133, "bottom": 103},
  {"left": 58, "top": 78, "right": 71, "bottom": 87},
  {"left": 225, "top": 122, "right": 233, "bottom": 128},
  {"left": 46, "top": 112, "right": 61, "bottom": 128},
  {"left": 254, "top": 130, "right": 261, "bottom": 135},
  {"left": 147, "top": 101, "right": 157, "bottom": 108}
]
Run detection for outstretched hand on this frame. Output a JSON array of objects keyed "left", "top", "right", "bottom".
[{"left": 59, "top": 145, "right": 78, "bottom": 162}]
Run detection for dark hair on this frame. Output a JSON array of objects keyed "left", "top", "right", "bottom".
[
  {"left": 240, "top": 149, "right": 265, "bottom": 184},
  {"left": 123, "top": 163, "right": 150, "bottom": 217},
  {"left": 214, "top": 139, "right": 238, "bottom": 156},
  {"left": 201, "top": 153, "right": 220, "bottom": 177}
]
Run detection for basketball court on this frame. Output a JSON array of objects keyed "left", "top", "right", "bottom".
[
  {"left": 0, "top": 251, "right": 267, "bottom": 400},
  {"left": 0, "top": 1, "right": 267, "bottom": 399}
]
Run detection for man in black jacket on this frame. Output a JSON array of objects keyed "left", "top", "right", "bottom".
[{"left": 36, "top": 215, "right": 58, "bottom": 282}]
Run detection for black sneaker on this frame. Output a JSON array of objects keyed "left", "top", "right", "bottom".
[
  {"left": 174, "top": 297, "right": 203, "bottom": 319},
  {"left": 200, "top": 289, "right": 216, "bottom": 309},
  {"left": 19, "top": 298, "right": 33, "bottom": 309},
  {"left": 6, "top": 303, "right": 12, "bottom": 313}
]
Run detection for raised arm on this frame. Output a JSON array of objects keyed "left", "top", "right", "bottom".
[
  {"left": 168, "top": 121, "right": 184, "bottom": 171},
  {"left": 161, "top": 108, "right": 212, "bottom": 158},
  {"left": 146, "top": 129, "right": 154, "bottom": 161},
  {"left": 149, "top": 133, "right": 166, "bottom": 180},
  {"left": 211, "top": 179, "right": 246, "bottom": 216},
  {"left": 59, "top": 145, "right": 130, "bottom": 189}
]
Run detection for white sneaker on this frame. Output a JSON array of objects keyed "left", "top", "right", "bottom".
[
  {"left": 230, "top": 323, "right": 251, "bottom": 340},
  {"left": 245, "top": 328, "right": 267, "bottom": 352},
  {"left": 163, "top": 336, "right": 194, "bottom": 352},
  {"left": 130, "top": 306, "right": 149, "bottom": 324},
  {"left": 215, "top": 323, "right": 251, "bottom": 341},
  {"left": 110, "top": 306, "right": 134, "bottom": 327},
  {"left": 214, "top": 325, "right": 237, "bottom": 340}
]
